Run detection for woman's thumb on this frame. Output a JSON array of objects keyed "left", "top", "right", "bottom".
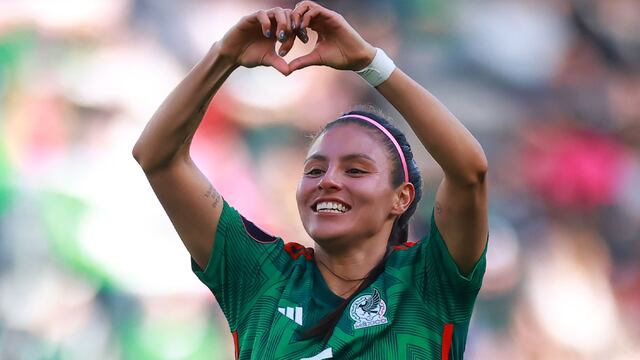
[
  {"left": 288, "top": 51, "right": 322, "bottom": 73},
  {"left": 262, "top": 52, "right": 291, "bottom": 76}
]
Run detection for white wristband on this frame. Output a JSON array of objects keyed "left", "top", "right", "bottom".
[{"left": 355, "top": 48, "right": 396, "bottom": 87}]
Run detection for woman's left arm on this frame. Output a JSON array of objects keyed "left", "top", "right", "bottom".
[
  {"left": 377, "top": 69, "right": 488, "bottom": 275},
  {"left": 288, "top": 1, "right": 488, "bottom": 274}
]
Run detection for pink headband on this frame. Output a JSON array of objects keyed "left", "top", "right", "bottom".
[{"left": 337, "top": 114, "right": 409, "bottom": 183}]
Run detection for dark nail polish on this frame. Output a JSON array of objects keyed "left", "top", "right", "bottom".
[
  {"left": 279, "top": 31, "right": 286, "bottom": 41},
  {"left": 265, "top": 30, "right": 271, "bottom": 38}
]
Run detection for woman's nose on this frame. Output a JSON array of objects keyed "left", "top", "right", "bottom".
[{"left": 317, "top": 168, "right": 342, "bottom": 191}]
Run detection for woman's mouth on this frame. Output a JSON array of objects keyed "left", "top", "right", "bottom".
[{"left": 312, "top": 201, "right": 351, "bottom": 214}]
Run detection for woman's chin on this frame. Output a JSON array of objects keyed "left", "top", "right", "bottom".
[{"left": 309, "top": 230, "right": 351, "bottom": 246}]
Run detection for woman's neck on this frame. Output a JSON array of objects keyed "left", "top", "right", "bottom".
[{"left": 314, "top": 233, "right": 390, "bottom": 299}]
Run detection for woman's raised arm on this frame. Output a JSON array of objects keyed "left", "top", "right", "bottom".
[
  {"left": 132, "top": 8, "right": 300, "bottom": 269},
  {"left": 376, "top": 70, "right": 488, "bottom": 275},
  {"left": 132, "top": 43, "right": 234, "bottom": 173},
  {"left": 289, "top": 1, "right": 488, "bottom": 274},
  {"left": 132, "top": 7, "right": 302, "bottom": 172}
]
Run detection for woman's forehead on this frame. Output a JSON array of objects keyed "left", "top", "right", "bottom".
[{"left": 307, "top": 124, "right": 387, "bottom": 161}]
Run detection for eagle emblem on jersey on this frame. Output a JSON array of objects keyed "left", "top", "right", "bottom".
[{"left": 349, "top": 288, "right": 388, "bottom": 329}]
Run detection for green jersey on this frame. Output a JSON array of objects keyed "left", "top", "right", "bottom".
[{"left": 192, "top": 200, "right": 486, "bottom": 359}]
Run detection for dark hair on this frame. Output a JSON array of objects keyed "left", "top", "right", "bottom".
[{"left": 302, "top": 106, "right": 423, "bottom": 342}]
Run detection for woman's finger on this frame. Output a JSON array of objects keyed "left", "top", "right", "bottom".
[
  {"left": 285, "top": 8, "right": 294, "bottom": 30},
  {"left": 278, "top": 38, "right": 295, "bottom": 57},
  {"left": 255, "top": 10, "right": 272, "bottom": 38},
  {"left": 292, "top": 2, "right": 312, "bottom": 29},
  {"left": 278, "top": 33, "right": 297, "bottom": 57},
  {"left": 269, "top": 7, "right": 290, "bottom": 43},
  {"left": 289, "top": 7, "right": 309, "bottom": 43},
  {"left": 278, "top": 9, "right": 296, "bottom": 57},
  {"left": 295, "top": 27, "right": 309, "bottom": 44},
  {"left": 262, "top": 52, "right": 291, "bottom": 76},
  {"left": 288, "top": 51, "right": 322, "bottom": 72},
  {"left": 300, "top": 8, "right": 321, "bottom": 30}
]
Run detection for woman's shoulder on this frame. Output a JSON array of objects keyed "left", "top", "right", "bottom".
[{"left": 387, "top": 240, "right": 425, "bottom": 268}]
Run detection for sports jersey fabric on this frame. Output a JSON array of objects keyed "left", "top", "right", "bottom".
[{"left": 192, "top": 199, "right": 487, "bottom": 359}]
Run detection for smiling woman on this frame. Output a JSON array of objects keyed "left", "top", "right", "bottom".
[{"left": 132, "top": 1, "right": 488, "bottom": 359}]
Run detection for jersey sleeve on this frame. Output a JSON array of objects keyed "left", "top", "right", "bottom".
[
  {"left": 191, "top": 199, "right": 285, "bottom": 330},
  {"left": 414, "top": 208, "right": 488, "bottom": 322}
]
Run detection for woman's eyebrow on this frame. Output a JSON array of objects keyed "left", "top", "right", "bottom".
[
  {"left": 304, "top": 153, "right": 376, "bottom": 163},
  {"left": 341, "top": 153, "right": 376, "bottom": 163}
]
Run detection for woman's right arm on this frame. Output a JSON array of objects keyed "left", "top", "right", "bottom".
[{"left": 132, "top": 8, "right": 299, "bottom": 269}]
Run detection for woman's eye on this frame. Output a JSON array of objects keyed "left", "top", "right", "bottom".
[
  {"left": 304, "top": 169, "right": 323, "bottom": 176},
  {"left": 347, "top": 168, "right": 366, "bottom": 174}
]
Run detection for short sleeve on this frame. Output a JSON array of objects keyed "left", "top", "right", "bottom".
[
  {"left": 191, "top": 199, "right": 285, "bottom": 330},
  {"left": 413, "top": 209, "right": 488, "bottom": 322}
]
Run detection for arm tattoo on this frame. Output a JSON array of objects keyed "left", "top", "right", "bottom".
[
  {"left": 204, "top": 184, "right": 221, "bottom": 209},
  {"left": 435, "top": 201, "right": 443, "bottom": 214}
]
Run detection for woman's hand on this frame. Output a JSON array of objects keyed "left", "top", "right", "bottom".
[
  {"left": 288, "top": 1, "right": 376, "bottom": 72},
  {"left": 218, "top": 7, "right": 305, "bottom": 76}
]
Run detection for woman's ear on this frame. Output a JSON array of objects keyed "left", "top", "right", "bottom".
[{"left": 392, "top": 182, "right": 415, "bottom": 215}]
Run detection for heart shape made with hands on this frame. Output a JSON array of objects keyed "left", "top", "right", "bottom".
[
  {"left": 271, "top": 29, "right": 321, "bottom": 76},
  {"left": 251, "top": 5, "right": 374, "bottom": 77},
  {"left": 265, "top": 27, "right": 373, "bottom": 77}
]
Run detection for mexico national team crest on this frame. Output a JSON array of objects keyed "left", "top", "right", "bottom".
[{"left": 349, "top": 288, "right": 388, "bottom": 329}]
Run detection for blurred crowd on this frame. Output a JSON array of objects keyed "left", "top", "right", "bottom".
[{"left": 1, "top": 0, "right": 639, "bottom": 359}]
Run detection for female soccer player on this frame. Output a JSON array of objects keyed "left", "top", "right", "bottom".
[{"left": 133, "top": 2, "right": 488, "bottom": 359}]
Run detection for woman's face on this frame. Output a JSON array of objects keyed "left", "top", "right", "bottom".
[{"left": 296, "top": 124, "right": 400, "bottom": 246}]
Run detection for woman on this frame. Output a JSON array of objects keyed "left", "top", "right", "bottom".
[{"left": 132, "top": 2, "right": 488, "bottom": 359}]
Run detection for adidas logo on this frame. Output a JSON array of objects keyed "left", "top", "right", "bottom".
[{"left": 278, "top": 306, "right": 303, "bottom": 325}]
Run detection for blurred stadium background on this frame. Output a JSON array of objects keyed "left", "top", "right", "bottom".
[{"left": 1, "top": 0, "right": 639, "bottom": 358}]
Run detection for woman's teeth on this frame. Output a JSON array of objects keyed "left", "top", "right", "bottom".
[{"left": 316, "top": 201, "right": 349, "bottom": 213}]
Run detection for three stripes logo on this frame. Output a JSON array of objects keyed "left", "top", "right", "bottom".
[{"left": 278, "top": 306, "right": 303, "bottom": 325}]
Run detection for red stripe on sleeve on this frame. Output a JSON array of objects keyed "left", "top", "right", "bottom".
[
  {"left": 232, "top": 331, "right": 239, "bottom": 359},
  {"left": 441, "top": 323, "right": 454, "bottom": 360}
]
